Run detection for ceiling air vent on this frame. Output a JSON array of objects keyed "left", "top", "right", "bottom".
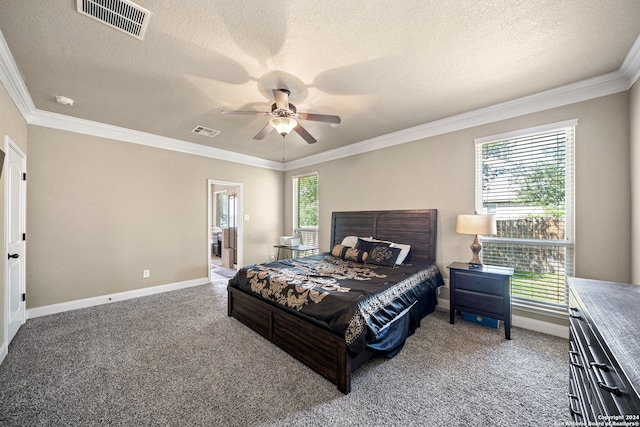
[
  {"left": 77, "top": 0, "right": 151, "bottom": 40},
  {"left": 191, "top": 126, "right": 221, "bottom": 138}
]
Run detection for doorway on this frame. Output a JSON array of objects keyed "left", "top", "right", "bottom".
[{"left": 207, "top": 180, "right": 242, "bottom": 283}]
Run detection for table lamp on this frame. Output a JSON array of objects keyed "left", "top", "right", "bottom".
[{"left": 456, "top": 213, "right": 497, "bottom": 268}]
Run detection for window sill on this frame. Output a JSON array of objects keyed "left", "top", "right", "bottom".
[{"left": 512, "top": 300, "right": 568, "bottom": 320}]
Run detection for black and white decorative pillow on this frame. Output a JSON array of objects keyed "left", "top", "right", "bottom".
[
  {"left": 366, "top": 244, "right": 401, "bottom": 267},
  {"left": 355, "top": 237, "right": 387, "bottom": 253},
  {"left": 331, "top": 244, "right": 368, "bottom": 263}
]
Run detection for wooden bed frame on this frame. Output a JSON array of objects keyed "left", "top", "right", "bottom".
[{"left": 227, "top": 209, "right": 438, "bottom": 394}]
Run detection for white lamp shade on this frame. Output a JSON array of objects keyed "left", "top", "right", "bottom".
[
  {"left": 456, "top": 214, "right": 497, "bottom": 235},
  {"left": 270, "top": 117, "right": 297, "bottom": 136}
]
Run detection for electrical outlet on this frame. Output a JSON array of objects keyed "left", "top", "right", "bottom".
[
  {"left": 270, "top": 253, "right": 276, "bottom": 261},
  {"left": 143, "top": 269, "right": 150, "bottom": 278}
]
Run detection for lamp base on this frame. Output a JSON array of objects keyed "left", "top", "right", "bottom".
[
  {"left": 468, "top": 262, "right": 483, "bottom": 269},
  {"left": 468, "top": 234, "right": 484, "bottom": 268}
]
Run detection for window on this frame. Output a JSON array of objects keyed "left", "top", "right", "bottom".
[
  {"left": 293, "top": 173, "right": 319, "bottom": 247},
  {"left": 475, "top": 120, "right": 576, "bottom": 310}
]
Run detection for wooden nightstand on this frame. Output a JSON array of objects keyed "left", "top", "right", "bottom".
[{"left": 448, "top": 262, "right": 514, "bottom": 339}]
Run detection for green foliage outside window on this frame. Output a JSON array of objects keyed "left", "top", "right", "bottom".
[
  {"left": 482, "top": 136, "right": 566, "bottom": 218},
  {"left": 297, "top": 174, "right": 318, "bottom": 227}
]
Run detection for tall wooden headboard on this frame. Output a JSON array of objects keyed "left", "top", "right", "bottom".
[{"left": 330, "top": 209, "right": 438, "bottom": 263}]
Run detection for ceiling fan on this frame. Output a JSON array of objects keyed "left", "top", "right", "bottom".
[{"left": 221, "top": 89, "right": 341, "bottom": 144}]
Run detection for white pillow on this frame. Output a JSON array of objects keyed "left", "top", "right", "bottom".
[
  {"left": 389, "top": 243, "right": 411, "bottom": 265},
  {"left": 366, "top": 237, "right": 411, "bottom": 264},
  {"left": 340, "top": 235, "right": 358, "bottom": 248}
]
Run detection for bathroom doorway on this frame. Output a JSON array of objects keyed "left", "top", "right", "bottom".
[{"left": 208, "top": 179, "right": 242, "bottom": 283}]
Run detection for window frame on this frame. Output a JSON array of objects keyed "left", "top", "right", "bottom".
[{"left": 474, "top": 119, "right": 577, "bottom": 313}]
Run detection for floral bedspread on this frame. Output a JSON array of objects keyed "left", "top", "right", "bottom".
[{"left": 228, "top": 254, "right": 444, "bottom": 353}]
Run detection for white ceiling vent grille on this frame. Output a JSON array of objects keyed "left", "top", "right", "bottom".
[
  {"left": 191, "top": 126, "right": 221, "bottom": 138},
  {"left": 77, "top": 0, "right": 151, "bottom": 40}
]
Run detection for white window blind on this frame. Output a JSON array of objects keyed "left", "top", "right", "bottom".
[
  {"left": 293, "top": 173, "right": 319, "bottom": 247},
  {"left": 475, "top": 120, "right": 576, "bottom": 309}
]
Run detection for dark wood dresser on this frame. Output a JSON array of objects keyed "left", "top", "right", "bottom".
[{"left": 568, "top": 277, "right": 640, "bottom": 422}]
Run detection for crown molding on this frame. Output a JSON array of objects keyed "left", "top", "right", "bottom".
[
  {"left": 621, "top": 34, "right": 640, "bottom": 86},
  {"left": 29, "top": 109, "right": 284, "bottom": 170},
  {"left": 1, "top": 28, "right": 639, "bottom": 173},
  {"left": 284, "top": 69, "right": 631, "bottom": 171},
  {"left": 0, "top": 29, "right": 36, "bottom": 122}
]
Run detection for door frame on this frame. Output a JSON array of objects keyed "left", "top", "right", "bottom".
[
  {"left": 4, "top": 135, "right": 26, "bottom": 348},
  {"left": 207, "top": 179, "right": 243, "bottom": 282}
]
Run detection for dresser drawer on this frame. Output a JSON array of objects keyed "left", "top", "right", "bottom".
[
  {"left": 570, "top": 328, "right": 603, "bottom": 419},
  {"left": 455, "top": 289, "right": 504, "bottom": 316},
  {"left": 569, "top": 292, "right": 596, "bottom": 347},
  {"left": 586, "top": 339, "right": 639, "bottom": 416},
  {"left": 453, "top": 271, "right": 505, "bottom": 296},
  {"left": 569, "top": 363, "right": 590, "bottom": 421}
]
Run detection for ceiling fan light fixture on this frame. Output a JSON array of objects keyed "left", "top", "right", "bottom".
[{"left": 270, "top": 117, "right": 297, "bottom": 137}]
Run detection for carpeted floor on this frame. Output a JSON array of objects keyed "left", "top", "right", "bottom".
[{"left": 0, "top": 282, "right": 570, "bottom": 426}]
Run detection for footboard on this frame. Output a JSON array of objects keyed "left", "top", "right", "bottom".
[{"left": 227, "top": 285, "right": 373, "bottom": 394}]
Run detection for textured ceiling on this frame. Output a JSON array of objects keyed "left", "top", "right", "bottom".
[{"left": 0, "top": 0, "right": 639, "bottom": 162}]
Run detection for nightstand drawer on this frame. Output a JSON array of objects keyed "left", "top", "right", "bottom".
[
  {"left": 455, "top": 289, "right": 504, "bottom": 316},
  {"left": 454, "top": 271, "right": 504, "bottom": 296}
]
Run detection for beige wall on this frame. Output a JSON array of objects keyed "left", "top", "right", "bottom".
[
  {"left": 26, "top": 126, "right": 283, "bottom": 308},
  {"left": 0, "top": 82, "right": 28, "bottom": 345},
  {"left": 631, "top": 80, "right": 640, "bottom": 284},
  {"left": 285, "top": 92, "right": 631, "bottom": 322}
]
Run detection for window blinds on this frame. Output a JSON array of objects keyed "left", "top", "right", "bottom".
[{"left": 475, "top": 121, "right": 575, "bottom": 308}]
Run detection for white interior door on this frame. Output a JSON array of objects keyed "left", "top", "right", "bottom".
[{"left": 6, "top": 137, "right": 26, "bottom": 343}]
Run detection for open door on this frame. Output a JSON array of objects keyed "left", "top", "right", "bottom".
[{"left": 5, "top": 137, "right": 26, "bottom": 344}]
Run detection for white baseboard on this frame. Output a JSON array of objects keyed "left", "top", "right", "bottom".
[
  {"left": 436, "top": 297, "right": 569, "bottom": 339},
  {"left": 437, "top": 297, "right": 450, "bottom": 310},
  {"left": 0, "top": 342, "right": 7, "bottom": 365},
  {"left": 27, "top": 277, "right": 210, "bottom": 319},
  {"left": 512, "top": 315, "right": 569, "bottom": 339}
]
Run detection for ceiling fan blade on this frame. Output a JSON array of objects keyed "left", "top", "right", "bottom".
[
  {"left": 298, "top": 112, "right": 341, "bottom": 124},
  {"left": 272, "top": 89, "right": 290, "bottom": 110},
  {"left": 221, "top": 109, "right": 269, "bottom": 116},
  {"left": 254, "top": 123, "right": 274, "bottom": 140},
  {"left": 293, "top": 124, "right": 317, "bottom": 144}
]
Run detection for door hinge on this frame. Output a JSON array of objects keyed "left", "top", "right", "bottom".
[
  {"left": 22, "top": 233, "right": 26, "bottom": 241},
  {"left": 22, "top": 172, "right": 26, "bottom": 181},
  {"left": 22, "top": 293, "right": 26, "bottom": 302}
]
